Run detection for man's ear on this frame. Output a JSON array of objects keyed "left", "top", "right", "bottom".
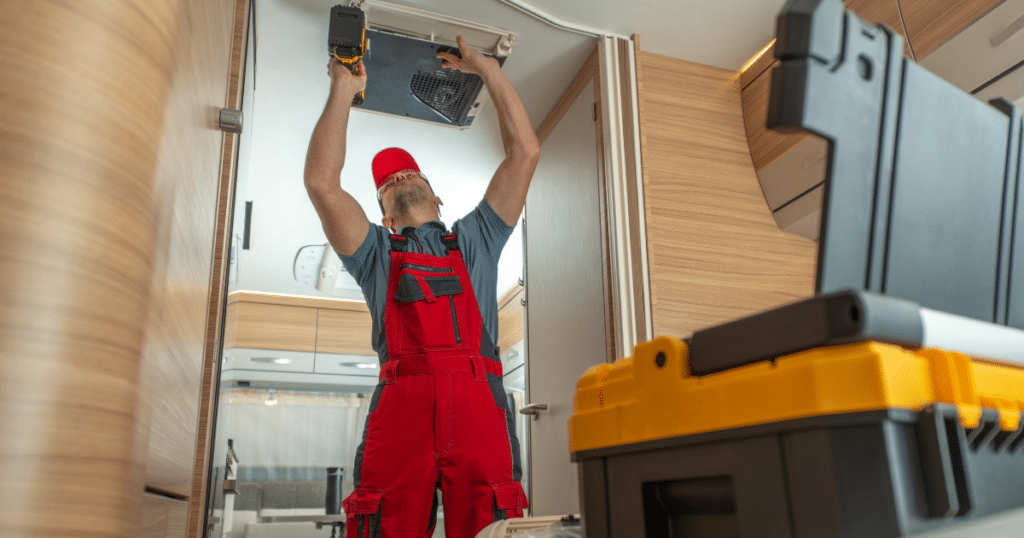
[
  {"left": 434, "top": 196, "right": 443, "bottom": 207},
  {"left": 381, "top": 215, "right": 394, "bottom": 232}
]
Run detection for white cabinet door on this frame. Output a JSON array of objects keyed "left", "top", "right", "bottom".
[{"left": 523, "top": 78, "right": 611, "bottom": 516}]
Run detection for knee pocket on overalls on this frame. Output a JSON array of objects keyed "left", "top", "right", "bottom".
[
  {"left": 343, "top": 488, "right": 383, "bottom": 538},
  {"left": 491, "top": 482, "right": 529, "bottom": 520}
]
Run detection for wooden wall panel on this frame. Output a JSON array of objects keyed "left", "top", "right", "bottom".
[
  {"left": 316, "top": 307, "right": 375, "bottom": 356},
  {"left": 636, "top": 51, "right": 817, "bottom": 338},
  {"left": 0, "top": 1, "right": 184, "bottom": 536},
  {"left": 138, "top": 0, "right": 237, "bottom": 500},
  {"left": 742, "top": 70, "right": 812, "bottom": 172}
]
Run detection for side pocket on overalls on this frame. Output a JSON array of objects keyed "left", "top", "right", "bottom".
[
  {"left": 343, "top": 488, "right": 383, "bottom": 538},
  {"left": 393, "top": 270, "right": 467, "bottom": 351},
  {"left": 490, "top": 482, "right": 529, "bottom": 520}
]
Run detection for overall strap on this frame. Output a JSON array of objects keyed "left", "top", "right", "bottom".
[
  {"left": 441, "top": 233, "right": 459, "bottom": 252},
  {"left": 389, "top": 231, "right": 457, "bottom": 254},
  {"left": 388, "top": 234, "right": 408, "bottom": 252}
]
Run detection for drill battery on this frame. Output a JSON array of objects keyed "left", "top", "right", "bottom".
[{"left": 328, "top": 4, "right": 366, "bottom": 106}]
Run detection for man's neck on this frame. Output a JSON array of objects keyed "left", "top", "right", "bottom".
[{"left": 395, "top": 216, "right": 442, "bottom": 233}]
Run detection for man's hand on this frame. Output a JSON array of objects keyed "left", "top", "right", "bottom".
[
  {"left": 328, "top": 58, "right": 367, "bottom": 97},
  {"left": 437, "top": 36, "right": 499, "bottom": 76},
  {"left": 438, "top": 37, "right": 539, "bottom": 227}
]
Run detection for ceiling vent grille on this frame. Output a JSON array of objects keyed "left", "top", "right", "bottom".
[
  {"left": 352, "top": 1, "right": 516, "bottom": 128},
  {"left": 410, "top": 69, "right": 484, "bottom": 123}
]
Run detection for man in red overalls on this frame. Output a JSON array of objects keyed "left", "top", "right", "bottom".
[{"left": 303, "top": 35, "right": 540, "bottom": 538}]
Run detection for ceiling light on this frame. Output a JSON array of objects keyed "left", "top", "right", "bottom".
[
  {"left": 265, "top": 389, "right": 278, "bottom": 406},
  {"left": 740, "top": 39, "right": 776, "bottom": 74},
  {"left": 354, "top": 363, "right": 378, "bottom": 369}
]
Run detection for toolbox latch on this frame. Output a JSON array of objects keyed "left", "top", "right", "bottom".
[{"left": 917, "top": 404, "right": 973, "bottom": 519}]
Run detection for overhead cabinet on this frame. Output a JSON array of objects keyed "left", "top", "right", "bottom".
[
  {"left": 920, "top": 0, "right": 1024, "bottom": 104},
  {"left": 900, "top": 0, "right": 1008, "bottom": 58}
]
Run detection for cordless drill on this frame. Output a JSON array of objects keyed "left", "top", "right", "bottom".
[{"left": 328, "top": 4, "right": 367, "bottom": 106}]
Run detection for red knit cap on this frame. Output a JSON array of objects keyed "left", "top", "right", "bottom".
[{"left": 371, "top": 147, "right": 420, "bottom": 189}]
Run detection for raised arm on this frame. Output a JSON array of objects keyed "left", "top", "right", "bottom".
[
  {"left": 438, "top": 36, "right": 541, "bottom": 226},
  {"left": 304, "top": 59, "right": 370, "bottom": 257}
]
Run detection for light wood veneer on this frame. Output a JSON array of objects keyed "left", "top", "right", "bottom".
[
  {"left": 636, "top": 51, "right": 818, "bottom": 338},
  {"left": 0, "top": 0, "right": 220, "bottom": 535},
  {"left": 899, "top": 0, "right": 1005, "bottom": 58},
  {"left": 316, "top": 308, "right": 375, "bottom": 356},
  {"left": 138, "top": 0, "right": 237, "bottom": 502}
]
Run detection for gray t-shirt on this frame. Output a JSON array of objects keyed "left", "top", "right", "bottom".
[{"left": 339, "top": 199, "right": 514, "bottom": 362}]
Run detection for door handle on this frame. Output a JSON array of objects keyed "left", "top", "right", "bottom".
[{"left": 519, "top": 404, "right": 548, "bottom": 418}]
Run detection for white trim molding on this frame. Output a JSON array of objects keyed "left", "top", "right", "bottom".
[{"left": 598, "top": 35, "right": 653, "bottom": 358}]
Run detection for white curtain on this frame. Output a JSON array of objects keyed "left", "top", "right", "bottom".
[{"left": 218, "top": 388, "right": 371, "bottom": 479}]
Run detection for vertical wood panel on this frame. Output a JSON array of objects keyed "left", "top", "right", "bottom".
[
  {"left": 0, "top": 1, "right": 184, "bottom": 536},
  {"left": 636, "top": 51, "right": 817, "bottom": 338},
  {"left": 139, "top": 0, "right": 237, "bottom": 500},
  {"left": 189, "top": 1, "right": 250, "bottom": 535}
]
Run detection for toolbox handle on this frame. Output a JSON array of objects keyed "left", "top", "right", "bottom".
[{"left": 917, "top": 405, "right": 973, "bottom": 519}]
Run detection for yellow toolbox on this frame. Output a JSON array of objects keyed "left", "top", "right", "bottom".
[{"left": 570, "top": 338, "right": 1024, "bottom": 537}]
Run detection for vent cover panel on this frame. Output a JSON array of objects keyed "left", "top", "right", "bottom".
[
  {"left": 361, "top": 29, "right": 505, "bottom": 128},
  {"left": 410, "top": 70, "right": 484, "bottom": 123}
]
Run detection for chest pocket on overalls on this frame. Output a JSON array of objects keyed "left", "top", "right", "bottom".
[{"left": 393, "top": 264, "right": 468, "bottom": 352}]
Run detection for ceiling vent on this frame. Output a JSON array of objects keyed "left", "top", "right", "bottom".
[{"left": 351, "top": 0, "right": 517, "bottom": 128}]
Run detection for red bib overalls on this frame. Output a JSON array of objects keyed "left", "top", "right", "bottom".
[{"left": 343, "top": 233, "right": 528, "bottom": 538}]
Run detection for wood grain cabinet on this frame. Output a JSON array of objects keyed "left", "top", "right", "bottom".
[
  {"left": 224, "top": 301, "right": 319, "bottom": 352},
  {"left": 316, "top": 307, "right": 375, "bottom": 355},
  {"left": 224, "top": 293, "right": 374, "bottom": 356},
  {"left": 919, "top": 0, "right": 1024, "bottom": 104},
  {"left": 899, "top": 0, "right": 1005, "bottom": 58}
]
